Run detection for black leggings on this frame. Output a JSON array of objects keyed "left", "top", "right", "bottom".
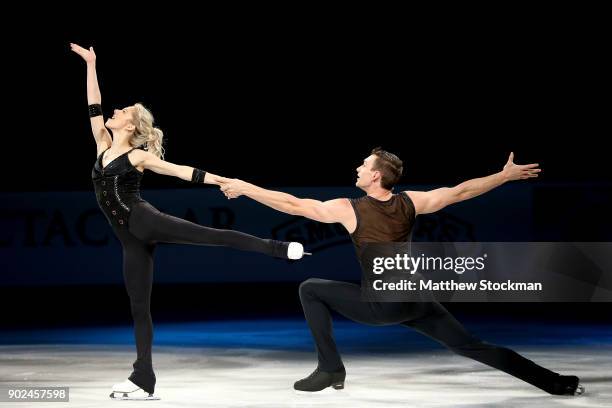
[
  {"left": 113, "top": 201, "right": 287, "bottom": 394},
  {"left": 299, "top": 278, "right": 565, "bottom": 394}
]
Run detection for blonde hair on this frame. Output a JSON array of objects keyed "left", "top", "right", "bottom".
[{"left": 130, "top": 103, "right": 165, "bottom": 159}]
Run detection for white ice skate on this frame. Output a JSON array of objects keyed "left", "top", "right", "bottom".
[
  {"left": 288, "top": 242, "right": 311, "bottom": 260},
  {"left": 109, "top": 379, "right": 159, "bottom": 401}
]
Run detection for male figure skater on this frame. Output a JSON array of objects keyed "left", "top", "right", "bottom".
[{"left": 219, "top": 148, "right": 584, "bottom": 396}]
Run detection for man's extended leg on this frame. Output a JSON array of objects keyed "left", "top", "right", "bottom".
[{"left": 402, "top": 302, "right": 583, "bottom": 395}]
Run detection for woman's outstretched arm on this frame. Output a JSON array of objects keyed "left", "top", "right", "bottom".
[
  {"left": 70, "top": 43, "right": 112, "bottom": 154},
  {"left": 130, "top": 149, "right": 230, "bottom": 185}
]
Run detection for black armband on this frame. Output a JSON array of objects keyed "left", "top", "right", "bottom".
[
  {"left": 191, "top": 168, "right": 206, "bottom": 184},
  {"left": 88, "top": 104, "right": 103, "bottom": 118}
]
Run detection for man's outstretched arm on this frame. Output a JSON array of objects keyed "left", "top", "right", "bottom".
[
  {"left": 407, "top": 152, "right": 541, "bottom": 215},
  {"left": 220, "top": 180, "right": 353, "bottom": 226}
]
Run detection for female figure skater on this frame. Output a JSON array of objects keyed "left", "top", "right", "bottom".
[{"left": 70, "top": 43, "right": 305, "bottom": 400}]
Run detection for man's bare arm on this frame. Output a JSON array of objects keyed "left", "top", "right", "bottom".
[
  {"left": 220, "top": 180, "right": 355, "bottom": 229},
  {"left": 406, "top": 152, "right": 540, "bottom": 214}
]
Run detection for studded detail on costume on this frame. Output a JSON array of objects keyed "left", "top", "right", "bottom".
[{"left": 114, "top": 175, "right": 130, "bottom": 212}]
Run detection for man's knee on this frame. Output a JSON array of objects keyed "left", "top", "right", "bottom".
[{"left": 299, "top": 278, "right": 326, "bottom": 300}]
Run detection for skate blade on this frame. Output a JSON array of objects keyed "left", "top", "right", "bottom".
[
  {"left": 110, "top": 392, "right": 160, "bottom": 400},
  {"left": 294, "top": 384, "right": 345, "bottom": 395}
]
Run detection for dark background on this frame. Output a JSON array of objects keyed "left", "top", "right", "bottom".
[{"left": 2, "top": 21, "right": 610, "bottom": 329}]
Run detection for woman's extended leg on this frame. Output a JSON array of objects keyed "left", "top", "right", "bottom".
[{"left": 129, "top": 202, "right": 300, "bottom": 258}]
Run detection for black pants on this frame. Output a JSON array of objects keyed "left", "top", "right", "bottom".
[
  {"left": 299, "top": 278, "right": 564, "bottom": 394},
  {"left": 112, "top": 201, "right": 286, "bottom": 394}
]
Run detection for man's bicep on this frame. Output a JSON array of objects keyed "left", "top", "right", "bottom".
[
  {"left": 318, "top": 198, "right": 352, "bottom": 223},
  {"left": 298, "top": 198, "right": 351, "bottom": 223},
  {"left": 405, "top": 190, "right": 435, "bottom": 214},
  {"left": 405, "top": 188, "right": 453, "bottom": 214}
]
